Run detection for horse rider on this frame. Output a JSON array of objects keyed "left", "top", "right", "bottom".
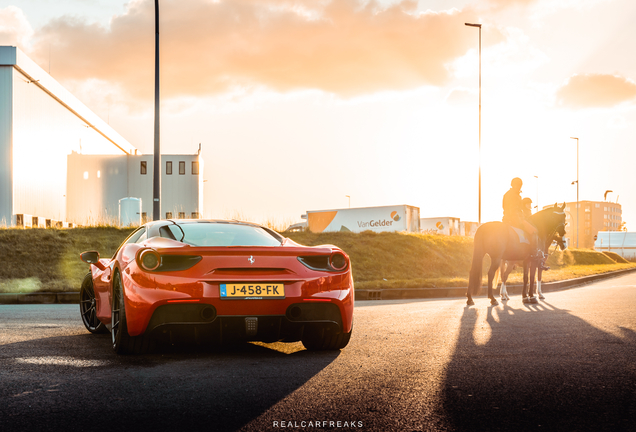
[
  {"left": 503, "top": 178, "right": 549, "bottom": 270},
  {"left": 522, "top": 197, "right": 533, "bottom": 219}
]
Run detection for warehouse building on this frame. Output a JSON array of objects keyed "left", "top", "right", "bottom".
[
  {"left": 67, "top": 151, "right": 202, "bottom": 225},
  {"left": 0, "top": 46, "right": 202, "bottom": 227}
]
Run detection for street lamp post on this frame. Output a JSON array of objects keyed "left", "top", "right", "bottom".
[
  {"left": 605, "top": 190, "right": 613, "bottom": 232},
  {"left": 605, "top": 190, "right": 614, "bottom": 251},
  {"left": 465, "top": 22, "right": 482, "bottom": 224},
  {"left": 152, "top": 0, "right": 161, "bottom": 221},
  {"left": 570, "top": 137, "right": 579, "bottom": 248},
  {"left": 571, "top": 180, "right": 578, "bottom": 247}
]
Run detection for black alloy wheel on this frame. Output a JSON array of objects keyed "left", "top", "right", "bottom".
[
  {"left": 111, "top": 271, "right": 152, "bottom": 354},
  {"left": 111, "top": 271, "right": 128, "bottom": 353},
  {"left": 79, "top": 272, "right": 107, "bottom": 334}
]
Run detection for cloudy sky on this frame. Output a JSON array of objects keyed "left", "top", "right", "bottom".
[{"left": 1, "top": 0, "right": 635, "bottom": 228}]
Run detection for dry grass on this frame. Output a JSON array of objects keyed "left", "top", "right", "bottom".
[
  {"left": 286, "top": 231, "right": 475, "bottom": 287},
  {"left": 603, "top": 251, "right": 629, "bottom": 263},
  {"left": 72, "top": 214, "right": 123, "bottom": 227},
  {"left": 0, "top": 227, "right": 134, "bottom": 293},
  {"left": 0, "top": 228, "right": 634, "bottom": 293}
]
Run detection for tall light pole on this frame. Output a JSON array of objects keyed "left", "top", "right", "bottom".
[
  {"left": 152, "top": 0, "right": 161, "bottom": 221},
  {"left": 605, "top": 190, "right": 613, "bottom": 251},
  {"left": 345, "top": 195, "right": 350, "bottom": 208},
  {"left": 604, "top": 190, "right": 613, "bottom": 232},
  {"left": 571, "top": 180, "right": 578, "bottom": 248},
  {"left": 570, "top": 137, "right": 579, "bottom": 248},
  {"left": 465, "top": 22, "right": 482, "bottom": 224}
]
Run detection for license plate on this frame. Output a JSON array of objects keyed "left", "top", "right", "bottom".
[{"left": 220, "top": 283, "right": 285, "bottom": 299}]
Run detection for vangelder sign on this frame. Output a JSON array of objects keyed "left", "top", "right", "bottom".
[{"left": 307, "top": 205, "right": 420, "bottom": 233}]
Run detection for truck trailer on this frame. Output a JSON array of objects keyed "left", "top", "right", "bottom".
[
  {"left": 306, "top": 205, "right": 420, "bottom": 233},
  {"left": 420, "top": 217, "right": 461, "bottom": 236}
]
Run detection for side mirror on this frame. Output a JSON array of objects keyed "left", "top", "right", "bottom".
[
  {"left": 80, "top": 251, "right": 100, "bottom": 264},
  {"left": 80, "top": 251, "right": 106, "bottom": 270}
]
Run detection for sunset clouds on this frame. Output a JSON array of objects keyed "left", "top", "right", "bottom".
[
  {"left": 0, "top": 6, "right": 31, "bottom": 47},
  {"left": 557, "top": 74, "right": 636, "bottom": 108},
  {"left": 3, "top": 0, "right": 636, "bottom": 226},
  {"left": 18, "top": 0, "right": 493, "bottom": 100}
]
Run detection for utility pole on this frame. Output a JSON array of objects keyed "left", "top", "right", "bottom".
[
  {"left": 570, "top": 137, "right": 579, "bottom": 248},
  {"left": 152, "top": 0, "right": 161, "bottom": 220},
  {"left": 465, "top": 23, "right": 482, "bottom": 224}
]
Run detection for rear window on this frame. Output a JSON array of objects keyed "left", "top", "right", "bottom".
[
  {"left": 162, "top": 223, "right": 282, "bottom": 247},
  {"left": 112, "top": 227, "right": 146, "bottom": 259}
]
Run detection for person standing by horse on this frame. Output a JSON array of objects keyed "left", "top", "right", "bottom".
[
  {"left": 522, "top": 197, "right": 533, "bottom": 218},
  {"left": 503, "top": 178, "right": 548, "bottom": 270}
]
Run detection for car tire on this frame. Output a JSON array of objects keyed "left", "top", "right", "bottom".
[
  {"left": 301, "top": 324, "right": 352, "bottom": 351},
  {"left": 111, "top": 271, "right": 152, "bottom": 354},
  {"left": 79, "top": 272, "right": 107, "bottom": 334}
]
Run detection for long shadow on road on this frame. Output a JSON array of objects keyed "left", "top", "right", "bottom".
[
  {"left": 0, "top": 333, "right": 338, "bottom": 432},
  {"left": 440, "top": 301, "right": 636, "bottom": 432}
]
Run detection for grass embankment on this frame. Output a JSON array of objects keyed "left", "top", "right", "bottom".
[
  {"left": 0, "top": 228, "right": 634, "bottom": 293},
  {"left": 603, "top": 251, "right": 629, "bottom": 263},
  {"left": 0, "top": 227, "right": 134, "bottom": 293},
  {"left": 286, "top": 232, "right": 636, "bottom": 288},
  {"left": 286, "top": 231, "right": 475, "bottom": 289}
]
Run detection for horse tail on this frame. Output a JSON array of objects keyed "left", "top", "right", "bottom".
[{"left": 468, "top": 228, "right": 486, "bottom": 296}]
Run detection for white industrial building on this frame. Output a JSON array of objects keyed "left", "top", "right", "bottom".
[
  {"left": 594, "top": 231, "right": 636, "bottom": 260},
  {"left": 67, "top": 152, "right": 202, "bottom": 225},
  {"left": 0, "top": 46, "right": 202, "bottom": 227}
]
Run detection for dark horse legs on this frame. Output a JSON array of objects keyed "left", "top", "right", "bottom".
[
  {"left": 522, "top": 259, "right": 539, "bottom": 304},
  {"left": 487, "top": 258, "right": 501, "bottom": 306}
]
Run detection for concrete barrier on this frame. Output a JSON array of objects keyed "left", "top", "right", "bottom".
[
  {"left": 0, "top": 294, "right": 19, "bottom": 304},
  {"left": 57, "top": 292, "right": 80, "bottom": 304},
  {"left": 0, "top": 292, "right": 80, "bottom": 305}
]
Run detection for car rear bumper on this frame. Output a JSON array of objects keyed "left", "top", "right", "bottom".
[
  {"left": 143, "top": 302, "right": 345, "bottom": 344},
  {"left": 121, "top": 272, "right": 354, "bottom": 337}
]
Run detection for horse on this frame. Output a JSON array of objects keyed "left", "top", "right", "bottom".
[
  {"left": 498, "top": 235, "right": 567, "bottom": 301},
  {"left": 467, "top": 203, "right": 567, "bottom": 306}
]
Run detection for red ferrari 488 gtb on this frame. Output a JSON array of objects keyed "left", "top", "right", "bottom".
[{"left": 79, "top": 220, "right": 354, "bottom": 354}]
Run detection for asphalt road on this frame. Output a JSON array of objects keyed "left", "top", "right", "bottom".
[{"left": 1, "top": 275, "right": 635, "bottom": 432}]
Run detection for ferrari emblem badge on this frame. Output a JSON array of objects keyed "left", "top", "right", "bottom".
[{"left": 248, "top": 255, "right": 255, "bottom": 265}]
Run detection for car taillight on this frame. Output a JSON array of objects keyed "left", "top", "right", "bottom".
[
  {"left": 158, "top": 255, "right": 202, "bottom": 271},
  {"left": 330, "top": 253, "right": 347, "bottom": 270},
  {"left": 136, "top": 249, "right": 202, "bottom": 272},
  {"left": 298, "top": 253, "right": 348, "bottom": 272},
  {"left": 138, "top": 249, "right": 161, "bottom": 271}
]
